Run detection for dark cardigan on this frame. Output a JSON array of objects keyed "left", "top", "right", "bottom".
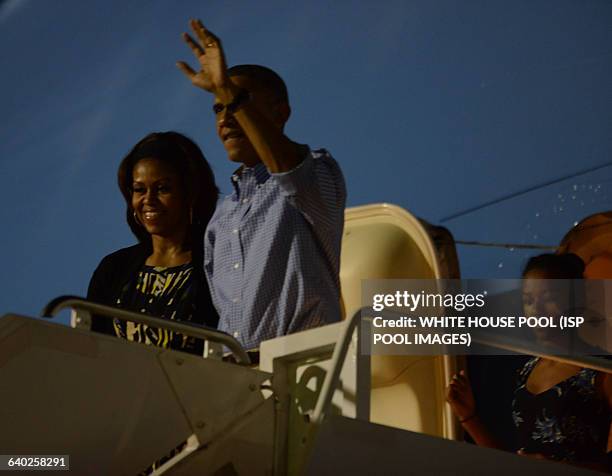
[{"left": 87, "top": 243, "right": 219, "bottom": 334}]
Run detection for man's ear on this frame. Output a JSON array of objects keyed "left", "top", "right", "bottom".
[{"left": 274, "top": 102, "right": 291, "bottom": 129}]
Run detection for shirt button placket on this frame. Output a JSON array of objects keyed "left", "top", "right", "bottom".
[
  {"left": 229, "top": 169, "right": 258, "bottom": 343},
  {"left": 230, "top": 213, "right": 242, "bottom": 316},
  {"left": 229, "top": 213, "right": 243, "bottom": 330},
  {"left": 232, "top": 173, "right": 247, "bottom": 328}
]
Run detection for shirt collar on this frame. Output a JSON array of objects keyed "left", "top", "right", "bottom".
[{"left": 231, "top": 162, "right": 270, "bottom": 194}]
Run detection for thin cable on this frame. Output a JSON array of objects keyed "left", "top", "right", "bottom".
[
  {"left": 455, "top": 240, "right": 557, "bottom": 250},
  {"left": 441, "top": 161, "right": 612, "bottom": 223},
  {"left": 454, "top": 217, "right": 612, "bottom": 250}
]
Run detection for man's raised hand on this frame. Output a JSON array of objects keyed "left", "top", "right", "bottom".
[{"left": 177, "top": 19, "right": 230, "bottom": 95}]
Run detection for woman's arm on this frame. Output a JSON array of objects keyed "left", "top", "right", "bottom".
[
  {"left": 603, "top": 372, "right": 612, "bottom": 472},
  {"left": 446, "top": 370, "right": 504, "bottom": 449},
  {"left": 86, "top": 256, "right": 116, "bottom": 335}
]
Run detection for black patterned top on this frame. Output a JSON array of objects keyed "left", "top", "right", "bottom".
[
  {"left": 112, "top": 263, "right": 203, "bottom": 355},
  {"left": 512, "top": 357, "right": 610, "bottom": 464}
]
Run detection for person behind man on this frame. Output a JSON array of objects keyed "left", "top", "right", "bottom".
[{"left": 177, "top": 19, "right": 346, "bottom": 349}]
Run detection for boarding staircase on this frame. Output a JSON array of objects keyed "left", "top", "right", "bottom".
[{"left": 0, "top": 204, "right": 607, "bottom": 475}]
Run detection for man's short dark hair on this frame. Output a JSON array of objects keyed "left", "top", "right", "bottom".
[{"left": 228, "top": 64, "right": 289, "bottom": 105}]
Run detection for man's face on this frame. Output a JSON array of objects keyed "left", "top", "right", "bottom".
[{"left": 214, "top": 75, "right": 285, "bottom": 167}]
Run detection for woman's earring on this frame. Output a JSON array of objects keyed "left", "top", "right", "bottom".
[{"left": 133, "top": 211, "right": 142, "bottom": 226}]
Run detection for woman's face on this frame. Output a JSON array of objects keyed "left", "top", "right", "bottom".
[
  {"left": 131, "top": 158, "right": 190, "bottom": 238},
  {"left": 522, "top": 269, "right": 569, "bottom": 345}
]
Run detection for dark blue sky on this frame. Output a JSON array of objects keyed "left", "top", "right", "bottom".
[{"left": 1, "top": 0, "right": 611, "bottom": 319}]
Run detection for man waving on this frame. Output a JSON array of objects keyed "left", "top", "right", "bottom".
[{"left": 177, "top": 19, "right": 346, "bottom": 350}]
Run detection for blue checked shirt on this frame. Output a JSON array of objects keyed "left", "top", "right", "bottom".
[{"left": 204, "top": 148, "right": 346, "bottom": 350}]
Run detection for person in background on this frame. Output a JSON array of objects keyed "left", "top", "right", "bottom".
[
  {"left": 87, "top": 131, "right": 219, "bottom": 356},
  {"left": 177, "top": 19, "right": 346, "bottom": 349},
  {"left": 447, "top": 253, "right": 612, "bottom": 472}
]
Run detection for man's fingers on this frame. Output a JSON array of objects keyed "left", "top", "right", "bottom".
[
  {"left": 176, "top": 61, "right": 197, "bottom": 80},
  {"left": 191, "top": 18, "right": 220, "bottom": 48},
  {"left": 183, "top": 32, "right": 204, "bottom": 58}
]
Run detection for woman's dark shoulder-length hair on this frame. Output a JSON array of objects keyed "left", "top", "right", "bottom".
[
  {"left": 522, "top": 253, "right": 585, "bottom": 279},
  {"left": 117, "top": 131, "right": 219, "bottom": 248}
]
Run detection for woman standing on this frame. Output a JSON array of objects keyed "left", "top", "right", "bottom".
[
  {"left": 447, "top": 254, "right": 612, "bottom": 471},
  {"left": 87, "top": 131, "right": 219, "bottom": 355}
]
